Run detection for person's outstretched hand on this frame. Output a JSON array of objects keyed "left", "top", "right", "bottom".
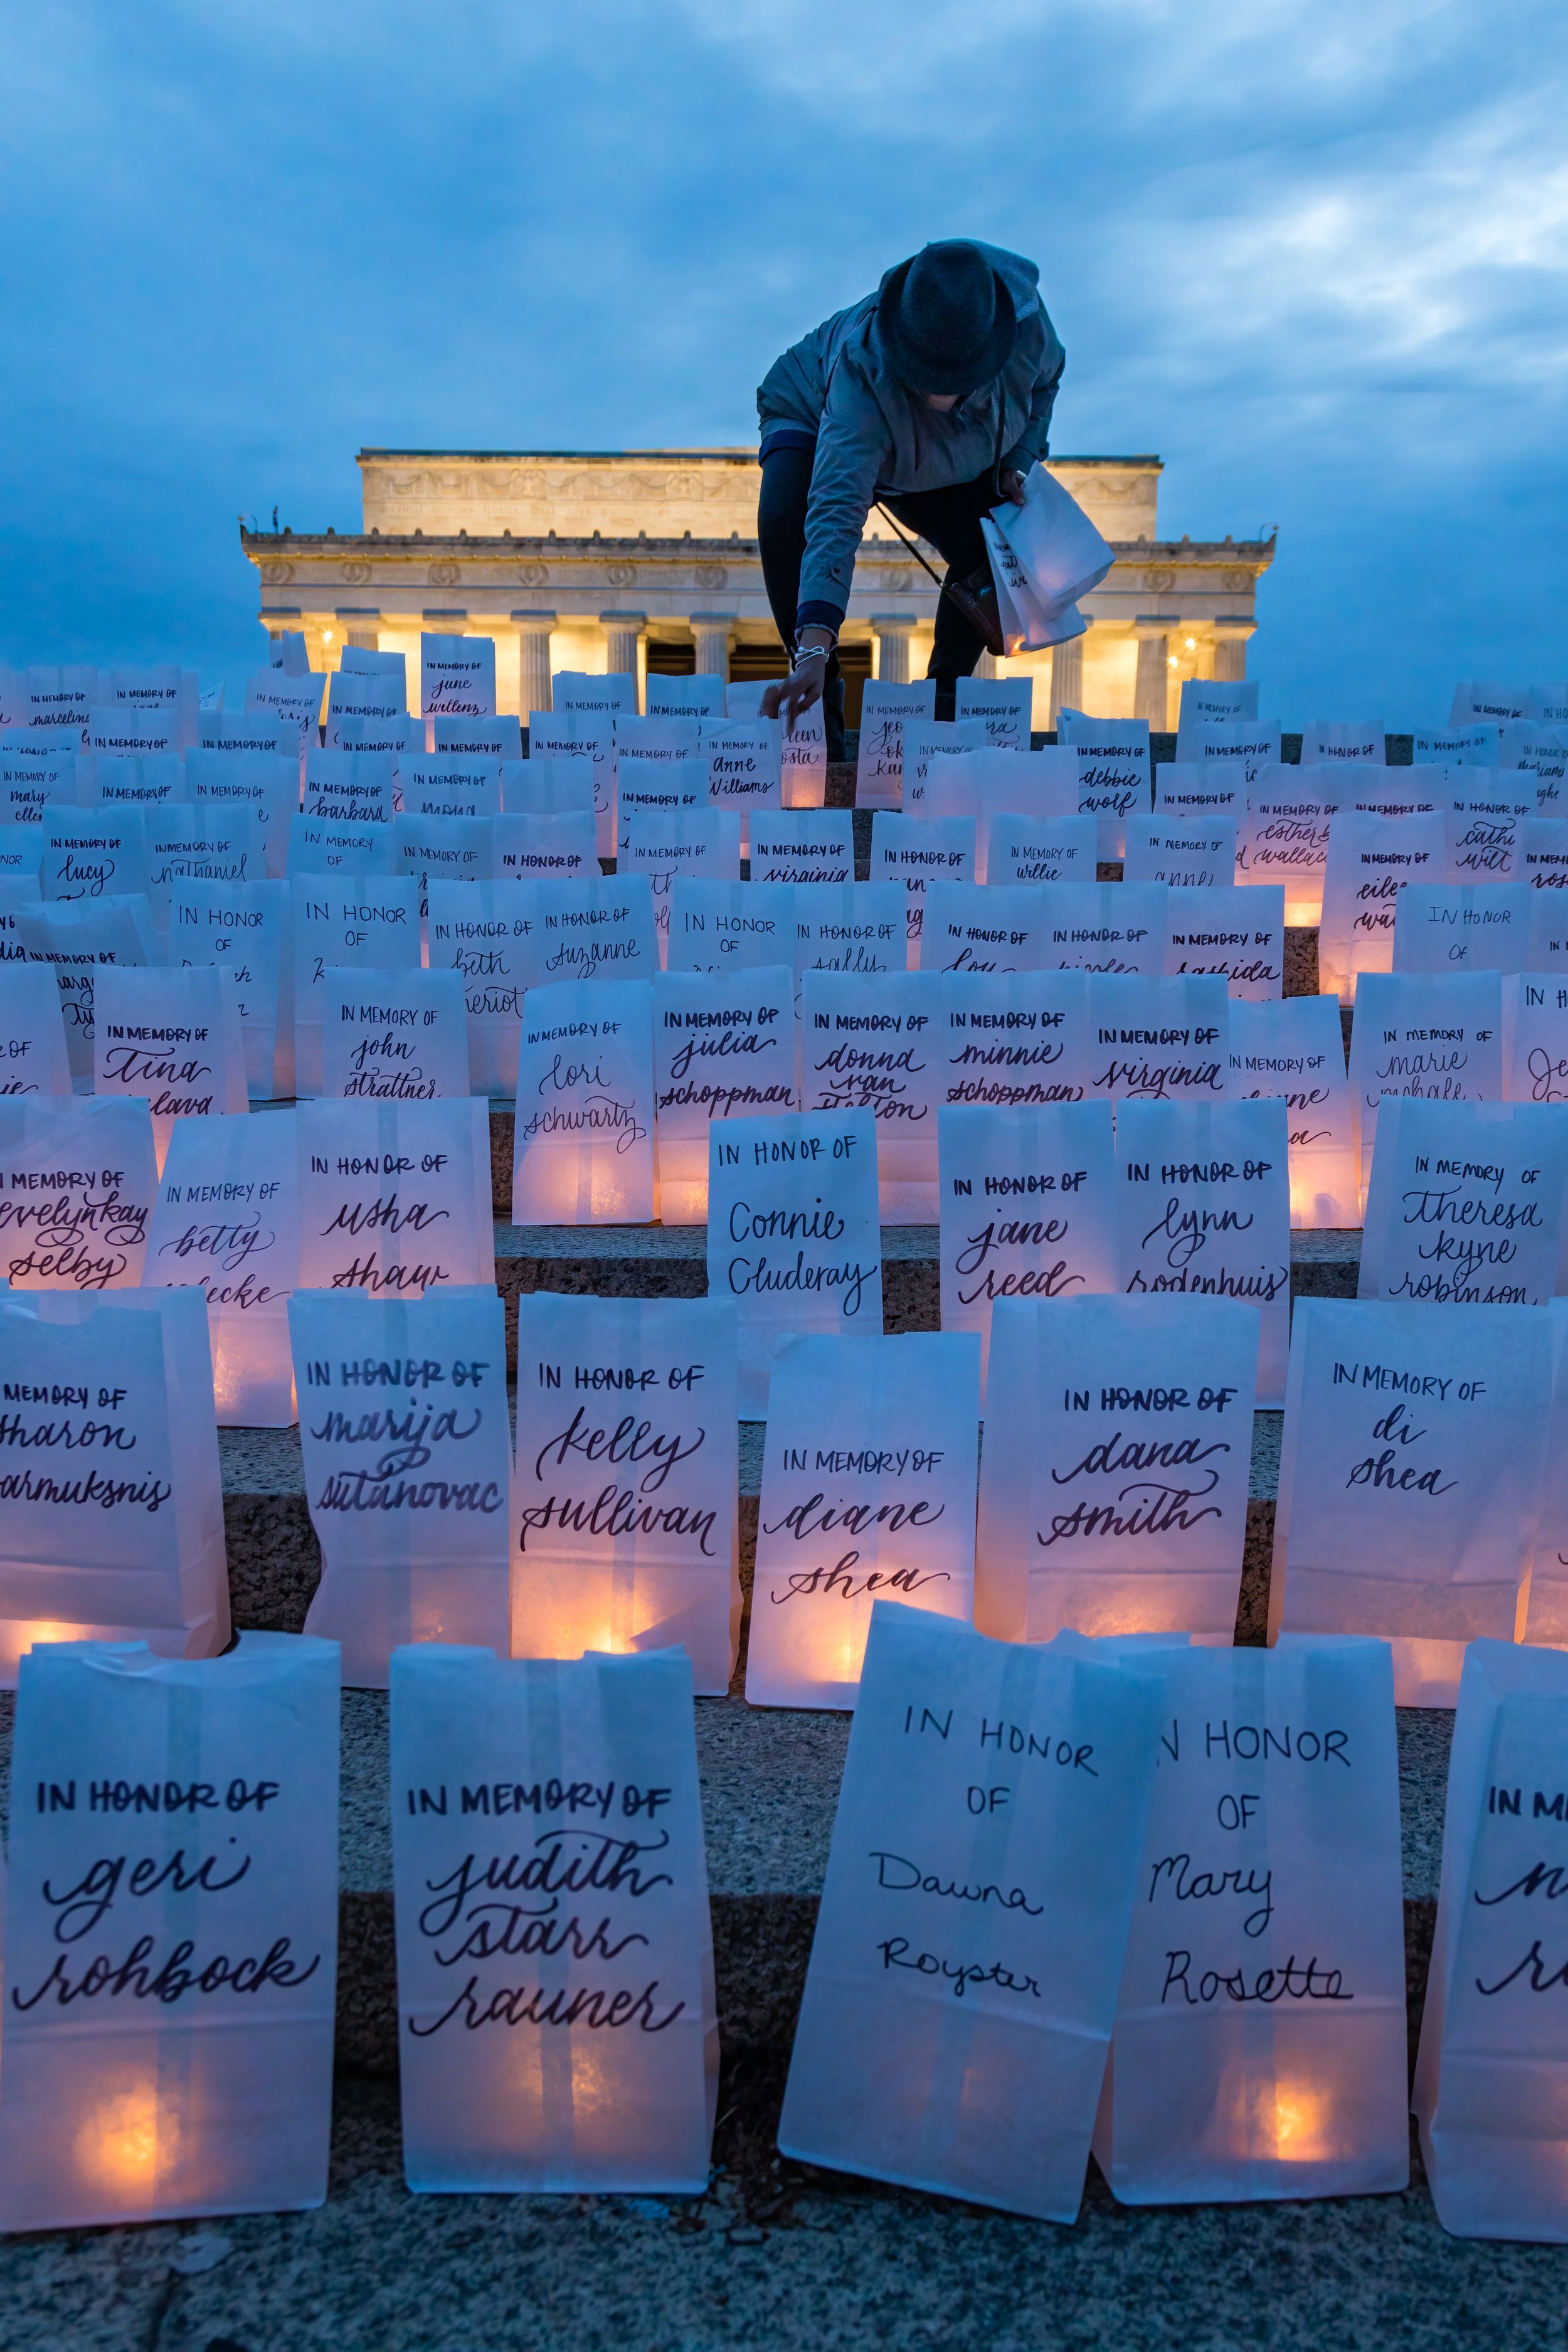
[
  {"left": 761, "top": 648, "right": 828, "bottom": 735},
  {"left": 999, "top": 467, "right": 1029, "bottom": 507}
]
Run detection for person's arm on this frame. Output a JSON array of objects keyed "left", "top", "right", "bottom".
[
  {"left": 762, "top": 384, "right": 884, "bottom": 731},
  {"left": 761, "top": 623, "right": 837, "bottom": 731}
]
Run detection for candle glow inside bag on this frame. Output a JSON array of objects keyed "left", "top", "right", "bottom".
[
  {"left": 295, "top": 1098, "right": 495, "bottom": 1295},
  {"left": 145, "top": 1108, "right": 300, "bottom": 1426},
  {"left": 0, "top": 1094, "right": 157, "bottom": 1291},
  {"left": 1358, "top": 1098, "right": 1568, "bottom": 1306},
  {"left": 512, "top": 977, "right": 655, "bottom": 1225},
  {"left": 652, "top": 964, "right": 796, "bottom": 1222},
  {"left": 1164, "top": 884, "right": 1285, "bottom": 1002},
  {"left": 511, "top": 1294, "right": 740, "bottom": 1692},
  {"left": 1317, "top": 809, "right": 1446, "bottom": 1004},
  {"left": 798, "top": 969, "right": 943, "bottom": 1219},
  {"left": 0, "top": 1632, "right": 339, "bottom": 2231},
  {"left": 1226, "top": 995, "right": 1357, "bottom": 1228}
]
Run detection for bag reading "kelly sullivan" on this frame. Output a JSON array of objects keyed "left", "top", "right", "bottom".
[
  {"left": 391, "top": 1643, "right": 718, "bottom": 2194},
  {"left": 511, "top": 1293, "right": 740, "bottom": 1693}
]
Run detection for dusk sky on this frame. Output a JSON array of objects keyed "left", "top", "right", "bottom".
[{"left": 4, "top": 0, "right": 1564, "bottom": 722}]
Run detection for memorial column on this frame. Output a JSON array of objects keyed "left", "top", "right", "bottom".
[
  {"left": 691, "top": 615, "right": 735, "bottom": 682},
  {"left": 512, "top": 611, "right": 558, "bottom": 715},
  {"left": 600, "top": 610, "right": 647, "bottom": 699},
  {"left": 1132, "top": 617, "right": 1172, "bottom": 728},
  {"left": 872, "top": 616, "right": 915, "bottom": 684},
  {"left": 1047, "top": 623, "right": 1090, "bottom": 726},
  {"left": 1212, "top": 617, "right": 1256, "bottom": 683}
]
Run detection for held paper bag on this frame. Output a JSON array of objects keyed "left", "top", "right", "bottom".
[
  {"left": 798, "top": 969, "right": 943, "bottom": 1219},
  {"left": 1414, "top": 1639, "right": 1568, "bottom": 2238},
  {"left": 512, "top": 978, "right": 655, "bottom": 1225},
  {"left": 145, "top": 1109, "right": 300, "bottom": 1425},
  {"left": 1115, "top": 1098, "right": 1291, "bottom": 1406},
  {"left": 1359, "top": 1098, "right": 1568, "bottom": 1305},
  {"left": 511, "top": 1294, "right": 740, "bottom": 1692},
  {"left": 1348, "top": 969, "right": 1503, "bottom": 1199},
  {"left": 747, "top": 1331, "right": 980, "bottom": 1708},
  {"left": 705, "top": 1108, "right": 882, "bottom": 1417},
  {"left": 990, "top": 465, "right": 1115, "bottom": 627},
  {"left": 391, "top": 1645, "right": 717, "bottom": 2194},
  {"left": 939, "top": 968, "right": 1092, "bottom": 1109},
  {"left": 295, "top": 1099, "right": 495, "bottom": 1295},
  {"left": 1270, "top": 1296, "right": 1554, "bottom": 1704},
  {"left": 938, "top": 1099, "right": 1117, "bottom": 1396},
  {"left": 0, "top": 1633, "right": 339, "bottom": 2230},
  {"left": 320, "top": 967, "right": 471, "bottom": 1102},
  {"left": 652, "top": 965, "right": 796, "bottom": 1223},
  {"left": 777, "top": 1603, "right": 1160, "bottom": 2220},
  {"left": 291, "top": 1287, "right": 511, "bottom": 1685},
  {"left": 975, "top": 1295, "right": 1258, "bottom": 1644},
  {"left": 1227, "top": 995, "right": 1358, "bottom": 1227},
  {"left": 725, "top": 679, "right": 827, "bottom": 807},
  {"left": 0, "top": 1096, "right": 157, "bottom": 1290},
  {"left": 0, "top": 1286, "right": 230, "bottom": 1681},
  {"left": 0, "top": 963, "right": 72, "bottom": 1095},
  {"left": 1094, "top": 1638, "right": 1408, "bottom": 2205}
]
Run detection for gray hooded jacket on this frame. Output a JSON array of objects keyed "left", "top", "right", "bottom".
[{"left": 756, "top": 243, "right": 1064, "bottom": 624}]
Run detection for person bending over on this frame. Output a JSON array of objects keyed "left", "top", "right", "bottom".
[{"left": 756, "top": 238, "right": 1064, "bottom": 758}]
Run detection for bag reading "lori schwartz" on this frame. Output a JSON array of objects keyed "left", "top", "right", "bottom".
[{"left": 511, "top": 978, "right": 655, "bottom": 1226}]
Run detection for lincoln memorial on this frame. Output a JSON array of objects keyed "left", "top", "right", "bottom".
[{"left": 242, "top": 448, "right": 1273, "bottom": 728}]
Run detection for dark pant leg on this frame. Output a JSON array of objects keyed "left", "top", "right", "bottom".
[
  {"left": 877, "top": 470, "right": 995, "bottom": 718},
  {"left": 756, "top": 445, "right": 845, "bottom": 760}
]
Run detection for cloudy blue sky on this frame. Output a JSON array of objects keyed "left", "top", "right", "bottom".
[{"left": 4, "top": 0, "right": 1564, "bottom": 723}]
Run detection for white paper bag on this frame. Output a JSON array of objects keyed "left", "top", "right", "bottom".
[
  {"left": 82, "top": 752, "right": 188, "bottom": 812},
  {"left": 286, "top": 812, "right": 397, "bottom": 879},
  {"left": 321, "top": 967, "right": 470, "bottom": 1101},
  {"left": 512, "top": 978, "right": 655, "bottom": 1224},
  {"left": 1414, "top": 1638, "right": 1568, "bottom": 2237},
  {"left": 666, "top": 877, "right": 796, "bottom": 974},
  {"left": 393, "top": 815, "right": 494, "bottom": 928},
  {"left": 400, "top": 755, "right": 503, "bottom": 822},
  {"left": 1301, "top": 721, "right": 1385, "bottom": 765},
  {"left": 1347, "top": 969, "right": 1503, "bottom": 1196},
  {"left": 983, "top": 521, "right": 1088, "bottom": 654},
  {"left": 856, "top": 682, "right": 936, "bottom": 810},
  {"left": 0, "top": 1286, "right": 230, "bottom": 1678},
  {"left": 1057, "top": 715, "right": 1152, "bottom": 860},
  {"left": 0, "top": 732, "right": 79, "bottom": 824},
  {"left": 502, "top": 750, "right": 595, "bottom": 818},
  {"left": 918, "top": 747, "right": 1080, "bottom": 849},
  {"left": 748, "top": 1331, "right": 980, "bottom": 1706},
  {"left": 245, "top": 669, "right": 326, "bottom": 763},
  {"left": 93, "top": 963, "right": 246, "bottom": 1168},
  {"left": 991, "top": 464, "right": 1115, "bottom": 622},
  {"left": 143, "top": 807, "right": 263, "bottom": 936},
  {"left": 791, "top": 881, "right": 905, "bottom": 997},
  {"left": 144, "top": 1108, "right": 299, "bottom": 1425},
  {"left": 985, "top": 811, "right": 1098, "bottom": 888},
  {"left": 1088, "top": 973, "right": 1229, "bottom": 1104},
  {"left": 0, "top": 1096, "right": 157, "bottom": 1290},
  {"left": 290, "top": 1286, "right": 510, "bottom": 1683},
  {"left": 0, "top": 1632, "right": 338, "bottom": 2228},
  {"left": 15, "top": 893, "right": 157, "bottom": 1084},
  {"left": 1156, "top": 761, "right": 1247, "bottom": 830},
  {"left": 1094, "top": 1638, "right": 1408, "bottom": 2204},
  {"left": 954, "top": 675, "right": 1035, "bottom": 753},
  {"left": 613, "top": 715, "right": 701, "bottom": 810},
  {"left": 699, "top": 718, "right": 781, "bottom": 824},
  {"left": 1358, "top": 1098, "right": 1568, "bottom": 1305},
  {"left": 1446, "top": 779, "right": 1535, "bottom": 884},
  {"left": 512, "top": 1294, "right": 740, "bottom": 1692},
  {"left": 391, "top": 1644, "right": 716, "bottom": 2194},
  {"left": 800, "top": 969, "right": 944, "bottom": 1219},
  {"left": 168, "top": 877, "right": 291, "bottom": 1101},
  {"left": 295, "top": 1098, "right": 495, "bottom": 1294},
  {"left": 1174, "top": 721, "right": 1281, "bottom": 793},
  {"left": 1242, "top": 770, "right": 1348, "bottom": 925},
  {"left": 1392, "top": 882, "right": 1530, "bottom": 977},
  {"left": 705, "top": 1108, "right": 882, "bottom": 1416},
  {"left": 939, "top": 968, "right": 1092, "bottom": 1108},
  {"left": 1116, "top": 1098, "right": 1291, "bottom": 1406},
  {"left": 303, "top": 748, "right": 395, "bottom": 827},
  {"left": 529, "top": 713, "right": 616, "bottom": 857},
  {"left": 747, "top": 810, "right": 853, "bottom": 885},
  {"left": 421, "top": 634, "right": 495, "bottom": 721},
  {"left": 647, "top": 672, "right": 726, "bottom": 716},
  {"left": 36, "top": 805, "right": 149, "bottom": 903},
  {"left": 87, "top": 706, "right": 177, "bottom": 760},
  {"left": 185, "top": 752, "right": 296, "bottom": 882},
  {"left": 1124, "top": 815, "right": 1237, "bottom": 889},
  {"left": 550, "top": 672, "right": 637, "bottom": 716},
  {"left": 1227, "top": 995, "right": 1358, "bottom": 1227},
  {"left": 1270, "top": 1296, "right": 1554, "bottom": 1703},
  {"left": 1503, "top": 972, "right": 1568, "bottom": 1104},
  {"left": 901, "top": 725, "right": 996, "bottom": 814},
  {"left": 426, "top": 878, "right": 528, "bottom": 1098},
  {"left": 1039, "top": 881, "right": 1168, "bottom": 975},
  {"left": 26, "top": 664, "right": 100, "bottom": 748},
  {"left": 292, "top": 874, "right": 420, "bottom": 1097},
  {"left": 652, "top": 965, "right": 795, "bottom": 1222},
  {"left": 777, "top": 1602, "right": 1159, "bottom": 2220},
  {"left": 938, "top": 1099, "right": 1117, "bottom": 1394},
  {"left": 1165, "top": 884, "right": 1285, "bottom": 1001},
  {"left": 871, "top": 813, "right": 974, "bottom": 959},
  {"left": 490, "top": 809, "right": 598, "bottom": 883},
  {"left": 620, "top": 806, "right": 741, "bottom": 965},
  {"left": 1318, "top": 810, "right": 1447, "bottom": 1003},
  {"left": 919, "top": 879, "right": 1047, "bottom": 973},
  {"left": 0, "top": 963, "right": 71, "bottom": 1096},
  {"left": 326, "top": 667, "right": 403, "bottom": 750},
  {"left": 1427, "top": 713, "right": 1507, "bottom": 756},
  {"left": 514, "top": 872, "right": 659, "bottom": 989},
  {"left": 725, "top": 681, "right": 827, "bottom": 807},
  {"left": 975, "top": 1295, "right": 1258, "bottom": 1643}
]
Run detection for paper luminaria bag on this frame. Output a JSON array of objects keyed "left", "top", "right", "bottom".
[
  {"left": 777, "top": 1602, "right": 1160, "bottom": 2221},
  {"left": 1316, "top": 809, "right": 1446, "bottom": 1004},
  {"left": 511, "top": 978, "right": 655, "bottom": 1226},
  {"left": 938, "top": 967, "right": 1093, "bottom": 1109},
  {"left": 92, "top": 964, "right": 248, "bottom": 1162},
  {"left": 975, "top": 1295, "right": 1259, "bottom": 1645},
  {"left": 1358, "top": 1098, "right": 1568, "bottom": 1306},
  {"left": 144, "top": 1108, "right": 300, "bottom": 1426},
  {"left": 704, "top": 1108, "right": 882, "bottom": 1417},
  {"left": 290, "top": 1287, "right": 512, "bottom": 1688},
  {"left": 0, "top": 962, "right": 72, "bottom": 1096},
  {"left": 0, "top": 1633, "right": 340, "bottom": 2232},
  {"left": 391, "top": 1644, "right": 718, "bottom": 2195},
  {"left": 1093, "top": 1638, "right": 1409, "bottom": 2205},
  {"left": 511, "top": 1295, "right": 741, "bottom": 1694},
  {"left": 798, "top": 968, "right": 944, "bottom": 1220},
  {"left": 294, "top": 1098, "right": 495, "bottom": 1296},
  {"left": 0, "top": 1286, "right": 230, "bottom": 1683},
  {"left": 651, "top": 965, "right": 796, "bottom": 1224},
  {"left": 855, "top": 681, "right": 937, "bottom": 810},
  {"left": 320, "top": 967, "right": 471, "bottom": 1101},
  {"left": 1227, "top": 995, "right": 1359, "bottom": 1229},
  {"left": 1270, "top": 1297, "right": 1554, "bottom": 1706},
  {"left": 0, "top": 1095, "right": 159, "bottom": 1292},
  {"left": 1347, "top": 970, "right": 1504, "bottom": 1200},
  {"left": 747, "top": 1330, "right": 981, "bottom": 1708},
  {"left": 1413, "top": 1638, "right": 1568, "bottom": 2240},
  {"left": 14, "top": 893, "right": 158, "bottom": 1086}
]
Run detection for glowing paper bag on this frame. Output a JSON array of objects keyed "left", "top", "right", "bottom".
[
  {"left": 245, "top": 669, "right": 325, "bottom": 765},
  {"left": 1040, "top": 881, "right": 1167, "bottom": 975},
  {"left": 872, "top": 813, "right": 974, "bottom": 961},
  {"left": 1155, "top": 761, "right": 1247, "bottom": 830},
  {"left": 747, "top": 810, "right": 854, "bottom": 886},
  {"left": 667, "top": 878, "right": 795, "bottom": 975},
  {"left": 36, "top": 805, "right": 149, "bottom": 903},
  {"left": 326, "top": 667, "right": 402, "bottom": 750},
  {"left": 777, "top": 1603, "right": 1160, "bottom": 2219},
  {"left": 0, "top": 1096, "right": 157, "bottom": 1290},
  {"left": 0, "top": 1286, "right": 229, "bottom": 1678},
  {"left": 648, "top": 673, "right": 725, "bottom": 716},
  {"left": 291, "top": 1286, "right": 510, "bottom": 1683},
  {"left": 551, "top": 674, "right": 637, "bottom": 716},
  {"left": 1056, "top": 714, "right": 1150, "bottom": 859},
  {"left": 1347, "top": 970, "right": 1503, "bottom": 1198},
  {"left": 512, "top": 978, "right": 655, "bottom": 1224},
  {"left": 143, "top": 806, "right": 263, "bottom": 935},
  {"left": 1414, "top": 1639, "right": 1568, "bottom": 2238},
  {"left": 700, "top": 718, "right": 782, "bottom": 826},
  {"left": 920, "top": 748, "right": 1079, "bottom": 851},
  {"left": 620, "top": 805, "right": 741, "bottom": 963},
  {"left": 426, "top": 877, "right": 529, "bottom": 1098},
  {"left": 1242, "top": 768, "right": 1348, "bottom": 924},
  {"left": 705, "top": 1108, "right": 882, "bottom": 1416},
  {"left": 919, "top": 879, "right": 1047, "bottom": 973},
  {"left": 399, "top": 756, "right": 502, "bottom": 822},
  {"left": 613, "top": 716, "right": 701, "bottom": 814},
  {"left": 1358, "top": 1098, "right": 1568, "bottom": 1306},
  {"left": 856, "top": 682, "right": 936, "bottom": 810},
  {"left": 938, "top": 1099, "right": 1117, "bottom": 1395},
  {"left": 490, "top": 810, "right": 598, "bottom": 883},
  {"left": 0, "top": 1632, "right": 338, "bottom": 2230},
  {"left": 295, "top": 1098, "right": 495, "bottom": 1295},
  {"left": 93, "top": 965, "right": 248, "bottom": 1162},
  {"left": 748, "top": 1330, "right": 980, "bottom": 1707},
  {"left": 1270, "top": 1296, "right": 1553, "bottom": 1705},
  {"left": 291, "top": 874, "right": 420, "bottom": 1097},
  {"left": 791, "top": 881, "right": 904, "bottom": 999},
  {"left": 1116, "top": 1098, "right": 1291, "bottom": 1406},
  {"left": 511, "top": 1294, "right": 740, "bottom": 1690},
  {"left": 985, "top": 812, "right": 1098, "bottom": 888},
  {"left": 285, "top": 813, "right": 396, "bottom": 879},
  {"left": 1124, "top": 815, "right": 1237, "bottom": 889},
  {"left": 992, "top": 464, "right": 1115, "bottom": 620},
  {"left": 167, "top": 877, "right": 291, "bottom": 1100},
  {"left": 1094, "top": 1638, "right": 1408, "bottom": 2204},
  {"left": 321, "top": 967, "right": 470, "bottom": 1102},
  {"left": 514, "top": 872, "right": 659, "bottom": 988},
  {"left": 1318, "top": 809, "right": 1446, "bottom": 1002},
  {"left": 391, "top": 1644, "right": 716, "bottom": 2193},
  {"left": 144, "top": 1109, "right": 299, "bottom": 1425},
  {"left": 1165, "top": 884, "right": 1285, "bottom": 1000},
  {"left": 1393, "top": 883, "right": 1530, "bottom": 977},
  {"left": 800, "top": 969, "right": 943, "bottom": 1217},
  {"left": 501, "top": 751, "right": 595, "bottom": 818},
  {"left": 0, "top": 963, "right": 71, "bottom": 1096},
  {"left": 391, "top": 815, "right": 493, "bottom": 924},
  {"left": 652, "top": 965, "right": 796, "bottom": 1222},
  {"left": 954, "top": 674, "right": 1035, "bottom": 753},
  {"left": 900, "top": 722, "right": 988, "bottom": 816},
  {"left": 421, "top": 634, "right": 495, "bottom": 721},
  {"left": 1227, "top": 996, "right": 1357, "bottom": 1227},
  {"left": 14, "top": 892, "right": 157, "bottom": 1083},
  {"left": 1087, "top": 973, "right": 1229, "bottom": 1104},
  {"left": 938, "top": 968, "right": 1092, "bottom": 1109},
  {"left": 725, "top": 680, "right": 827, "bottom": 807},
  {"left": 976, "top": 1295, "right": 1258, "bottom": 1643}
]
